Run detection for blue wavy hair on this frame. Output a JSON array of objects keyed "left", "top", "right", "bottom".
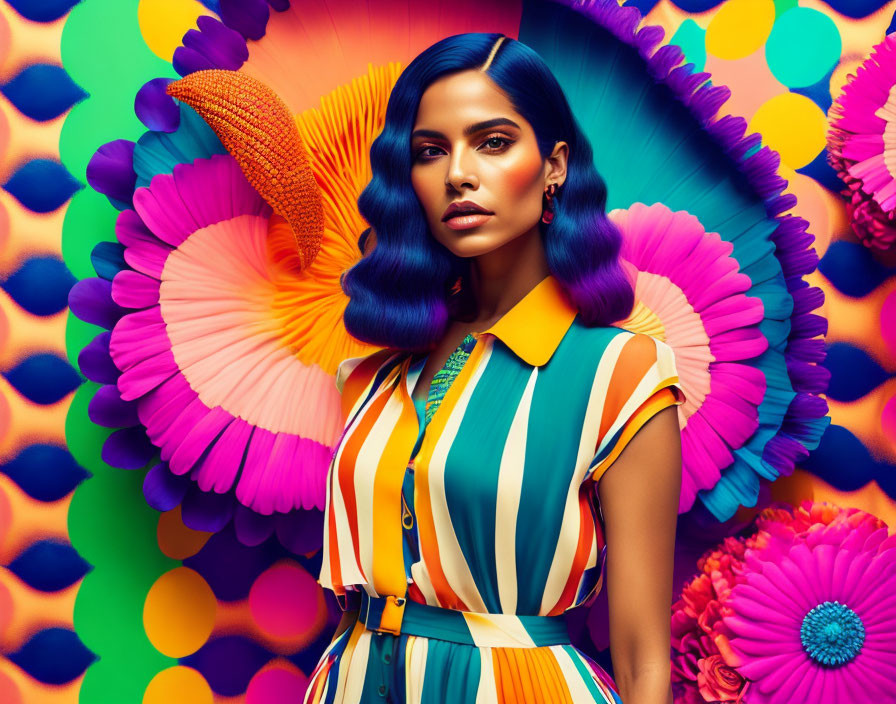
[{"left": 342, "top": 32, "right": 634, "bottom": 351}]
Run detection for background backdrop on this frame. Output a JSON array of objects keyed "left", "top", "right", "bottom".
[{"left": 2, "top": 0, "right": 895, "bottom": 702}]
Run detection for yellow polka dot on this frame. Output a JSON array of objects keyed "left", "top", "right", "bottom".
[
  {"left": 748, "top": 93, "right": 827, "bottom": 169},
  {"left": 705, "top": 0, "right": 776, "bottom": 60},
  {"left": 138, "top": 0, "right": 216, "bottom": 62},
  {"left": 144, "top": 666, "right": 213, "bottom": 704},
  {"left": 144, "top": 567, "right": 216, "bottom": 658}
]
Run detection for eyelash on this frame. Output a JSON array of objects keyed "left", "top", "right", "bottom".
[{"left": 414, "top": 135, "right": 514, "bottom": 161}]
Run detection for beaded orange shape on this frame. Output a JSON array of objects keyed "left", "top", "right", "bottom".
[{"left": 166, "top": 69, "right": 325, "bottom": 269}]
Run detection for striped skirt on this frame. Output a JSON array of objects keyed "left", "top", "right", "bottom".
[{"left": 303, "top": 593, "right": 622, "bottom": 703}]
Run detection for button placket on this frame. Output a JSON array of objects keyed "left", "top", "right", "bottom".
[{"left": 373, "top": 632, "right": 394, "bottom": 700}]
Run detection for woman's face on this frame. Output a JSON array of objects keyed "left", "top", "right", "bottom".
[{"left": 410, "top": 69, "right": 567, "bottom": 259}]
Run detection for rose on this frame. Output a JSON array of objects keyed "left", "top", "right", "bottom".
[
  {"left": 671, "top": 608, "right": 698, "bottom": 651},
  {"left": 697, "top": 538, "right": 746, "bottom": 575},
  {"left": 697, "top": 598, "right": 726, "bottom": 635},
  {"left": 672, "top": 629, "right": 717, "bottom": 683},
  {"left": 681, "top": 574, "right": 714, "bottom": 617},
  {"left": 697, "top": 655, "right": 747, "bottom": 703}
]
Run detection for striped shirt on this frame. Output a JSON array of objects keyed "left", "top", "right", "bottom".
[{"left": 318, "top": 274, "right": 686, "bottom": 616}]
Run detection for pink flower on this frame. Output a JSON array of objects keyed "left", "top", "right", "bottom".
[
  {"left": 609, "top": 202, "right": 768, "bottom": 515},
  {"left": 697, "top": 655, "right": 748, "bottom": 703},
  {"left": 828, "top": 32, "right": 896, "bottom": 250},
  {"left": 697, "top": 599, "right": 726, "bottom": 635},
  {"left": 673, "top": 501, "right": 896, "bottom": 704},
  {"left": 756, "top": 501, "right": 886, "bottom": 539},
  {"left": 681, "top": 573, "right": 715, "bottom": 618},
  {"left": 671, "top": 608, "right": 699, "bottom": 650},
  {"left": 672, "top": 629, "right": 716, "bottom": 683},
  {"left": 723, "top": 525, "right": 896, "bottom": 703}
]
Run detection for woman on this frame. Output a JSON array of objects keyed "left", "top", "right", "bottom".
[{"left": 308, "top": 33, "right": 685, "bottom": 704}]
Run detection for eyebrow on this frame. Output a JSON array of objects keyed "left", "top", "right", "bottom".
[{"left": 410, "top": 117, "right": 522, "bottom": 140}]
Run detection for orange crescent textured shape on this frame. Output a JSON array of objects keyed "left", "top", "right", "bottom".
[{"left": 166, "top": 69, "right": 325, "bottom": 269}]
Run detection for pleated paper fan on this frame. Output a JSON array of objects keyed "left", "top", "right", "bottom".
[
  {"left": 519, "top": 0, "right": 829, "bottom": 520},
  {"left": 609, "top": 202, "right": 767, "bottom": 513},
  {"left": 74, "top": 68, "right": 391, "bottom": 545},
  {"left": 69, "top": 0, "right": 830, "bottom": 552},
  {"left": 828, "top": 31, "right": 896, "bottom": 251}
]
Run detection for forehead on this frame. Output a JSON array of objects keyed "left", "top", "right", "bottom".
[{"left": 414, "top": 70, "right": 522, "bottom": 129}]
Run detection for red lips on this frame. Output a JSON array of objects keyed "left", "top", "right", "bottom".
[{"left": 442, "top": 200, "right": 493, "bottom": 221}]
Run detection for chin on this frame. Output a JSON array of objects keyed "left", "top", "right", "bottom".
[{"left": 441, "top": 234, "right": 509, "bottom": 258}]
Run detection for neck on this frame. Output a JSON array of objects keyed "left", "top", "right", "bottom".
[{"left": 466, "top": 224, "right": 550, "bottom": 326}]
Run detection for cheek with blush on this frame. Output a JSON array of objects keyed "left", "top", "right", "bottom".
[{"left": 497, "top": 153, "right": 546, "bottom": 217}]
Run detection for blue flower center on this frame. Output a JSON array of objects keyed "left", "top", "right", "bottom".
[{"left": 800, "top": 601, "right": 865, "bottom": 666}]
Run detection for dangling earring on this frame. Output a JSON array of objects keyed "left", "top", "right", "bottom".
[{"left": 541, "top": 183, "right": 557, "bottom": 225}]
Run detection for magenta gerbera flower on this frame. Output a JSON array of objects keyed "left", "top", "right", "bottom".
[{"left": 721, "top": 518, "right": 896, "bottom": 703}]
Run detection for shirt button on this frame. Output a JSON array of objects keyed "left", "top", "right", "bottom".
[
  {"left": 383, "top": 652, "right": 392, "bottom": 663},
  {"left": 378, "top": 684, "right": 388, "bottom": 696}
]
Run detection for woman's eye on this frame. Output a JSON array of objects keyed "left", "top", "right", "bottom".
[
  {"left": 482, "top": 136, "right": 512, "bottom": 150},
  {"left": 414, "top": 145, "right": 451, "bottom": 161}
]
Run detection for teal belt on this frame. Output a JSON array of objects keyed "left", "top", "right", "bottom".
[{"left": 359, "top": 591, "right": 573, "bottom": 648}]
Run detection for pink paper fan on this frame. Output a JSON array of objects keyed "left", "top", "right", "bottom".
[
  {"left": 828, "top": 32, "right": 896, "bottom": 250},
  {"left": 109, "top": 153, "right": 341, "bottom": 515},
  {"left": 609, "top": 202, "right": 767, "bottom": 512}
]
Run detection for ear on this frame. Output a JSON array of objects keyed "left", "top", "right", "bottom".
[{"left": 545, "top": 141, "right": 569, "bottom": 188}]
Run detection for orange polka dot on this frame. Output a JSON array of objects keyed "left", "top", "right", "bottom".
[
  {"left": 144, "top": 666, "right": 213, "bottom": 704},
  {"left": 144, "top": 567, "right": 216, "bottom": 658},
  {"left": 157, "top": 506, "right": 211, "bottom": 560}
]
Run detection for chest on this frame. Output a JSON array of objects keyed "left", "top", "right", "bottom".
[
  {"left": 412, "top": 326, "right": 485, "bottom": 404},
  {"left": 342, "top": 335, "right": 598, "bottom": 505}
]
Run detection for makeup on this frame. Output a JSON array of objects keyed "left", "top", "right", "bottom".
[{"left": 443, "top": 213, "right": 493, "bottom": 230}]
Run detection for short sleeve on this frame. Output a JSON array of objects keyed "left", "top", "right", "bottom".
[{"left": 584, "top": 333, "right": 686, "bottom": 485}]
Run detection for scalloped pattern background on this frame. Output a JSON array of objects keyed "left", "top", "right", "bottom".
[{"left": 1, "top": 0, "right": 895, "bottom": 702}]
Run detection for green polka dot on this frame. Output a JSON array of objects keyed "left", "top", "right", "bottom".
[
  {"left": 766, "top": 8, "right": 841, "bottom": 88},
  {"left": 670, "top": 19, "right": 706, "bottom": 72},
  {"left": 774, "top": 0, "right": 798, "bottom": 16}
]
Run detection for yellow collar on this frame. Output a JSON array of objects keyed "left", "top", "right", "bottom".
[{"left": 478, "top": 274, "right": 578, "bottom": 366}]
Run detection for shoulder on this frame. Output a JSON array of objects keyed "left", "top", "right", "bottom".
[
  {"left": 335, "top": 347, "right": 404, "bottom": 417},
  {"left": 561, "top": 323, "right": 672, "bottom": 369},
  {"left": 335, "top": 347, "right": 398, "bottom": 393},
  {"left": 609, "top": 329, "right": 676, "bottom": 373},
  {"left": 586, "top": 329, "right": 685, "bottom": 483},
  {"left": 604, "top": 329, "right": 681, "bottom": 402},
  {"left": 591, "top": 328, "right": 684, "bottom": 427}
]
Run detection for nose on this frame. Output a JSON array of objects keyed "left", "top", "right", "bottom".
[{"left": 445, "top": 145, "right": 479, "bottom": 192}]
